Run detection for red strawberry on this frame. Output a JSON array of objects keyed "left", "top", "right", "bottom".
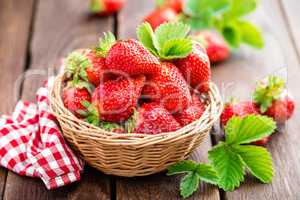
[
  {"left": 175, "top": 42, "right": 211, "bottom": 93},
  {"left": 174, "top": 93, "right": 205, "bottom": 126},
  {"left": 89, "top": 0, "right": 125, "bottom": 16},
  {"left": 220, "top": 100, "right": 270, "bottom": 145},
  {"left": 63, "top": 85, "right": 91, "bottom": 118},
  {"left": 264, "top": 93, "right": 295, "bottom": 123},
  {"left": 106, "top": 39, "right": 161, "bottom": 76},
  {"left": 144, "top": 7, "right": 177, "bottom": 30},
  {"left": 92, "top": 75, "right": 145, "bottom": 122},
  {"left": 142, "top": 62, "right": 192, "bottom": 113},
  {"left": 64, "top": 49, "right": 107, "bottom": 86},
  {"left": 134, "top": 102, "right": 182, "bottom": 134},
  {"left": 253, "top": 75, "right": 295, "bottom": 123},
  {"left": 220, "top": 101, "right": 259, "bottom": 127},
  {"left": 193, "top": 31, "right": 230, "bottom": 64},
  {"left": 156, "top": 0, "right": 183, "bottom": 13}
]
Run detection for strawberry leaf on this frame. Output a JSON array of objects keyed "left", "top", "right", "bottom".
[
  {"left": 89, "top": 0, "right": 104, "bottom": 13},
  {"left": 221, "top": 21, "right": 242, "bottom": 48},
  {"left": 208, "top": 142, "right": 245, "bottom": 191},
  {"left": 136, "top": 23, "right": 159, "bottom": 57},
  {"left": 195, "top": 164, "right": 219, "bottom": 185},
  {"left": 254, "top": 75, "right": 285, "bottom": 113},
  {"left": 234, "top": 145, "right": 273, "bottom": 183},
  {"left": 159, "top": 38, "right": 193, "bottom": 59},
  {"left": 167, "top": 160, "right": 198, "bottom": 175},
  {"left": 238, "top": 21, "right": 264, "bottom": 49},
  {"left": 225, "top": 115, "right": 276, "bottom": 145},
  {"left": 95, "top": 32, "right": 116, "bottom": 57},
  {"left": 225, "top": 0, "right": 257, "bottom": 18},
  {"left": 180, "top": 172, "right": 201, "bottom": 198}
]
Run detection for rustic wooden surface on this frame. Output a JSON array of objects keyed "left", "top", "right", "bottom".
[{"left": 0, "top": 0, "right": 299, "bottom": 199}]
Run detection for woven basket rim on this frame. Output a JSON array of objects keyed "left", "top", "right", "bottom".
[{"left": 49, "top": 75, "right": 223, "bottom": 143}]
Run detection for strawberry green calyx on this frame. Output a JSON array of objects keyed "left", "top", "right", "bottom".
[
  {"left": 64, "top": 51, "right": 92, "bottom": 83},
  {"left": 94, "top": 32, "right": 116, "bottom": 57},
  {"left": 78, "top": 100, "right": 123, "bottom": 131},
  {"left": 124, "top": 109, "right": 138, "bottom": 133},
  {"left": 136, "top": 22, "right": 193, "bottom": 60},
  {"left": 65, "top": 79, "right": 93, "bottom": 95},
  {"left": 90, "top": 0, "right": 104, "bottom": 13},
  {"left": 253, "top": 75, "right": 285, "bottom": 113}
]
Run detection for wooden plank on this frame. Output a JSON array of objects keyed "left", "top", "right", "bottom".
[
  {"left": 116, "top": 0, "right": 220, "bottom": 199},
  {"left": 3, "top": 0, "right": 114, "bottom": 199},
  {"left": 278, "top": 0, "right": 300, "bottom": 60},
  {"left": 212, "top": 0, "right": 300, "bottom": 199},
  {"left": 0, "top": 0, "right": 35, "bottom": 198}
]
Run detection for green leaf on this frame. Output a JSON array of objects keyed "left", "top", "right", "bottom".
[
  {"left": 155, "top": 0, "right": 165, "bottom": 7},
  {"left": 159, "top": 38, "right": 193, "bottom": 59},
  {"left": 221, "top": 22, "right": 241, "bottom": 48},
  {"left": 167, "top": 160, "right": 198, "bottom": 175},
  {"left": 234, "top": 145, "right": 273, "bottom": 183},
  {"left": 124, "top": 109, "right": 138, "bottom": 133},
  {"left": 180, "top": 172, "right": 201, "bottom": 198},
  {"left": 95, "top": 32, "right": 116, "bottom": 57},
  {"left": 136, "top": 22, "right": 159, "bottom": 56},
  {"left": 89, "top": 0, "right": 104, "bottom": 13},
  {"left": 253, "top": 75, "right": 285, "bottom": 113},
  {"left": 208, "top": 142, "right": 245, "bottom": 191},
  {"left": 238, "top": 21, "right": 264, "bottom": 48},
  {"left": 154, "top": 22, "right": 190, "bottom": 49},
  {"left": 227, "top": 0, "right": 257, "bottom": 18},
  {"left": 225, "top": 115, "right": 276, "bottom": 145},
  {"left": 196, "top": 164, "right": 219, "bottom": 185},
  {"left": 184, "top": 0, "right": 230, "bottom": 17}
]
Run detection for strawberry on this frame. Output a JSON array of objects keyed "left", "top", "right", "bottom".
[
  {"left": 192, "top": 31, "right": 230, "bottom": 64},
  {"left": 174, "top": 93, "right": 205, "bottom": 126},
  {"left": 63, "top": 84, "right": 91, "bottom": 118},
  {"left": 106, "top": 39, "right": 161, "bottom": 76},
  {"left": 253, "top": 75, "right": 295, "bottom": 123},
  {"left": 264, "top": 93, "right": 295, "bottom": 123},
  {"left": 220, "top": 100, "right": 270, "bottom": 145},
  {"left": 175, "top": 41, "right": 211, "bottom": 93},
  {"left": 89, "top": 0, "right": 125, "bottom": 16},
  {"left": 92, "top": 75, "right": 145, "bottom": 122},
  {"left": 142, "top": 62, "right": 192, "bottom": 113},
  {"left": 156, "top": 0, "right": 183, "bottom": 13},
  {"left": 134, "top": 102, "right": 182, "bottom": 134},
  {"left": 144, "top": 7, "right": 177, "bottom": 30},
  {"left": 220, "top": 100, "right": 259, "bottom": 127}
]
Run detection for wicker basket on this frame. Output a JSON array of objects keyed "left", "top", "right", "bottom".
[{"left": 49, "top": 75, "right": 223, "bottom": 177}]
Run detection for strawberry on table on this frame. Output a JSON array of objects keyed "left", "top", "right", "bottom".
[
  {"left": 106, "top": 39, "right": 161, "bottom": 76},
  {"left": 89, "top": 0, "right": 125, "bottom": 16},
  {"left": 134, "top": 102, "right": 182, "bottom": 134},
  {"left": 156, "top": 0, "right": 183, "bottom": 13},
  {"left": 174, "top": 93, "right": 205, "bottom": 126},
  {"left": 142, "top": 62, "right": 192, "bottom": 113},
  {"left": 143, "top": 7, "right": 177, "bottom": 30},
  {"left": 175, "top": 41, "right": 211, "bottom": 93},
  {"left": 192, "top": 31, "right": 230, "bottom": 64},
  {"left": 254, "top": 75, "right": 295, "bottom": 123},
  {"left": 91, "top": 75, "right": 145, "bottom": 123}
]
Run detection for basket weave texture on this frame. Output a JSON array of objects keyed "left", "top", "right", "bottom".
[{"left": 49, "top": 75, "right": 223, "bottom": 177}]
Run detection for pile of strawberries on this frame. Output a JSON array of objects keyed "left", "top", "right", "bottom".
[
  {"left": 62, "top": 22, "right": 211, "bottom": 134},
  {"left": 220, "top": 75, "right": 295, "bottom": 145}
]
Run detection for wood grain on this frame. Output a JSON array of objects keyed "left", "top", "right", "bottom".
[
  {"left": 212, "top": 0, "right": 300, "bottom": 199},
  {"left": 0, "top": 0, "right": 35, "bottom": 198},
  {"left": 3, "top": 0, "right": 113, "bottom": 199},
  {"left": 116, "top": 0, "right": 220, "bottom": 199}
]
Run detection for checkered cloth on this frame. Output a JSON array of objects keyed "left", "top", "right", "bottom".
[{"left": 0, "top": 78, "right": 84, "bottom": 189}]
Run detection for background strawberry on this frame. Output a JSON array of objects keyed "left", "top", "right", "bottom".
[
  {"left": 175, "top": 42, "right": 211, "bottom": 93},
  {"left": 174, "top": 93, "right": 205, "bottom": 126},
  {"left": 192, "top": 31, "right": 230, "bottom": 64},
  {"left": 142, "top": 62, "right": 192, "bottom": 113},
  {"left": 106, "top": 39, "right": 161, "bottom": 76},
  {"left": 253, "top": 75, "right": 295, "bottom": 123},
  {"left": 63, "top": 84, "right": 91, "bottom": 118},
  {"left": 92, "top": 75, "right": 145, "bottom": 122},
  {"left": 89, "top": 0, "right": 125, "bottom": 16},
  {"left": 134, "top": 102, "right": 182, "bottom": 134},
  {"left": 220, "top": 100, "right": 270, "bottom": 145},
  {"left": 156, "top": 0, "right": 183, "bottom": 13},
  {"left": 144, "top": 7, "right": 177, "bottom": 30}
]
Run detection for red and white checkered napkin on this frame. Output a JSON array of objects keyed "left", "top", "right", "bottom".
[{"left": 0, "top": 79, "right": 84, "bottom": 189}]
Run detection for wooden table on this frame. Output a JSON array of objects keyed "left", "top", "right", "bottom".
[{"left": 1, "top": 0, "right": 300, "bottom": 199}]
